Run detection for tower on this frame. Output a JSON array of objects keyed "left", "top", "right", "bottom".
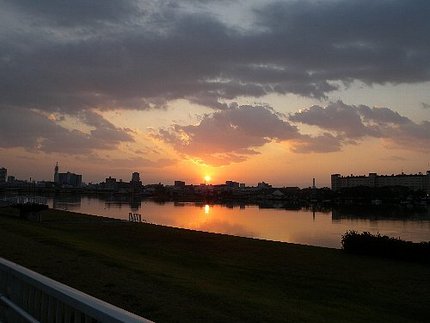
[
  {"left": 54, "top": 162, "right": 59, "bottom": 183},
  {"left": 0, "top": 167, "right": 7, "bottom": 183}
]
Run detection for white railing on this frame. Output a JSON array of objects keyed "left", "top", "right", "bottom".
[{"left": 0, "top": 258, "right": 153, "bottom": 323}]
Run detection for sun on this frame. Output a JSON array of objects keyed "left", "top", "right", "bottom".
[{"left": 204, "top": 175, "right": 211, "bottom": 183}]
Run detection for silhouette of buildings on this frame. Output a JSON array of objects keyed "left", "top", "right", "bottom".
[
  {"left": 0, "top": 167, "right": 6, "bottom": 183},
  {"left": 331, "top": 171, "right": 430, "bottom": 193},
  {"left": 54, "top": 163, "right": 82, "bottom": 188}
]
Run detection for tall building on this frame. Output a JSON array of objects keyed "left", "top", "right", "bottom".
[
  {"left": 54, "top": 163, "right": 82, "bottom": 188},
  {"left": 130, "top": 172, "right": 142, "bottom": 192},
  {"left": 174, "top": 180, "right": 186, "bottom": 188},
  {"left": 225, "top": 181, "right": 240, "bottom": 189},
  {"left": 0, "top": 167, "right": 7, "bottom": 183},
  {"left": 54, "top": 162, "right": 59, "bottom": 183},
  {"left": 131, "top": 172, "right": 141, "bottom": 183},
  {"left": 331, "top": 171, "right": 430, "bottom": 193}
]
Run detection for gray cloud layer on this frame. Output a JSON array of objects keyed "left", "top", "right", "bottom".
[
  {"left": 0, "top": 108, "right": 133, "bottom": 153},
  {"left": 291, "top": 101, "right": 430, "bottom": 153},
  {"left": 1, "top": 0, "right": 429, "bottom": 113}
]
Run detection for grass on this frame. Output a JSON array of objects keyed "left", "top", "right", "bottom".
[{"left": 0, "top": 207, "right": 429, "bottom": 322}]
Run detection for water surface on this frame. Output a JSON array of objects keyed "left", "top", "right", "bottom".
[{"left": 47, "top": 195, "right": 430, "bottom": 248}]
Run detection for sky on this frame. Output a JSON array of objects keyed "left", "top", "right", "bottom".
[{"left": 0, "top": 0, "right": 429, "bottom": 187}]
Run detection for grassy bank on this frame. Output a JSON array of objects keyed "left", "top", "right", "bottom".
[{"left": 0, "top": 207, "right": 429, "bottom": 322}]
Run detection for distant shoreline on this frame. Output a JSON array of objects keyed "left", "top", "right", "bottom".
[{"left": 2, "top": 186, "right": 429, "bottom": 210}]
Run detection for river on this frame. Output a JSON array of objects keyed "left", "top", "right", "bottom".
[{"left": 39, "top": 195, "right": 430, "bottom": 248}]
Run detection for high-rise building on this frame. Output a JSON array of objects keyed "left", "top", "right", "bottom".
[
  {"left": 54, "top": 163, "right": 82, "bottom": 188},
  {"left": 0, "top": 167, "right": 7, "bottom": 183},
  {"left": 105, "top": 176, "right": 117, "bottom": 190},
  {"left": 174, "top": 180, "right": 186, "bottom": 188},
  {"left": 331, "top": 171, "right": 430, "bottom": 193},
  {"left": 54, "top": 162, "right": 59, "bottom": 183},
  {"left": 225, "top": 181, "right": 240, "bottom": 189},
  {"left": 131, "top": 172, "right": 140, "bottom": 183}
]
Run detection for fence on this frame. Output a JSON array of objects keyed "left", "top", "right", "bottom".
[{"left": 0, "top": 257, "right": 153, "bottom": 323}]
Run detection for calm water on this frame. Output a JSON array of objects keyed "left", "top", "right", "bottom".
[{"left": 44, "top": 195, "right": 430, "bottom": 248}]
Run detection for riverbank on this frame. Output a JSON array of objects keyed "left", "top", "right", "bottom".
[{"left": 0, "top": 207, "right": 429, "bottom": 322}]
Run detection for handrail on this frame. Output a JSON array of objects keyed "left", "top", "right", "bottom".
[{"left": 0, "top": 257, "right": 153, "bottom": 323}]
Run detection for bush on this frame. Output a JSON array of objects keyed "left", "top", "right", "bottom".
[{"left": 341, "top": 231, "right": 430, "bottom": 263}]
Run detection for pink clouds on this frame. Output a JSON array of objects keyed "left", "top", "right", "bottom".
[
  {"left": 156, "top": 102, "right": 430, "bottom": 166},
  {"left": 155, "top": 105, "right": 300, "bottom": 165}
]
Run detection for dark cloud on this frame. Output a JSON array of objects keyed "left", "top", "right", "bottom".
[
  {"left": 1, "top": 0, "right": 429, "bottom": 114},
  {"left": 0, "top": 107, "right": 133, "bottom": 153},
  {"left": 292, "top": 133, "right": 343, "bottom": 154},
  {"left": 357, "top": 106, "right": 410, "bottom": 125},
  {"left": 3, "top": 0, "right": 141, "bottom": 27},
  {"left": 290, "top": 102, "right": 375, "bottom": 138},
  {"left": 255, "top": 0, "right": 430, "bottom": 84},
  {"left": 290, "top": 101, "right": 430, "bottom": 153},
  {"left": 422, "top": 103, "right": 430, "bottom": 109}
]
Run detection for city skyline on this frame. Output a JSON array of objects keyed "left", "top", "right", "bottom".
[
  {"left": 1, "top": 162, "right": 429, "bottom": 191},
  {"left": 0, "top": 0, "right": 429, "bottom": 187}
]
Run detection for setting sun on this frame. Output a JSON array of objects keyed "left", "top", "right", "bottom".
[
  {"left": 204, "top": 175, "right": 211, "bottom": 183},
  {"left": 204, "top": 204, "right": 210, "bottom": 214}
]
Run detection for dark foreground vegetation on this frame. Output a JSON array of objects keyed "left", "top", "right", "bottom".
[
  {"left": 342, "top": 231, "right": 430, "bottom": 263},
  {"left": 0, "top": 207, "right": 429, "bottom": 322}
]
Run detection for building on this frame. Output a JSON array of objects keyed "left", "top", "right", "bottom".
[
  {"left": 54, "top": 162, "right": 59, "bottom": 183},
  {"left": 331, "top": 171, "right": 430, "bottom": 193},
  {"left": 0, "top": 167, "right": 7, "bottom": 183},
  {"left": 54, "top": 163, "right": 82, "bottom": 188},
  {"left": 105, "top": 176, "right": 118, "bottom": 190},
  {"left": 130, "top": 172, "right": 142, "bottom": 192},
  {"left": 225, "top": 181, "right": 240, "bottom": 189},
  {"left": 174, "top": 181, "right": 186, "bottom": 188},
  {"left": 131, "top": 172, "right": 141, "bottom": 183},
  {"left": 257, "top": 182, "right": 272, "bottom": 189},
  {"left": 57, "top": 172, "right": 82, "bottom": 188}
]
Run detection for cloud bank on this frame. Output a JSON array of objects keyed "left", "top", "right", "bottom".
[
  {"left": 157, "top": 102, "right": 430, "bottom": 165},
  {"left": 155, "top": 105, "right": 299, "bottom": 165}
]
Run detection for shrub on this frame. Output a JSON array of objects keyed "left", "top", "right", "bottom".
[{"left": 341, "top": 231, "right": 430, "bottom": 263}]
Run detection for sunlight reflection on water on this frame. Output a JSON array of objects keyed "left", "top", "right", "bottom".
[{"left": 45, "top": 196, "right": 430, "bottom": 248}]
